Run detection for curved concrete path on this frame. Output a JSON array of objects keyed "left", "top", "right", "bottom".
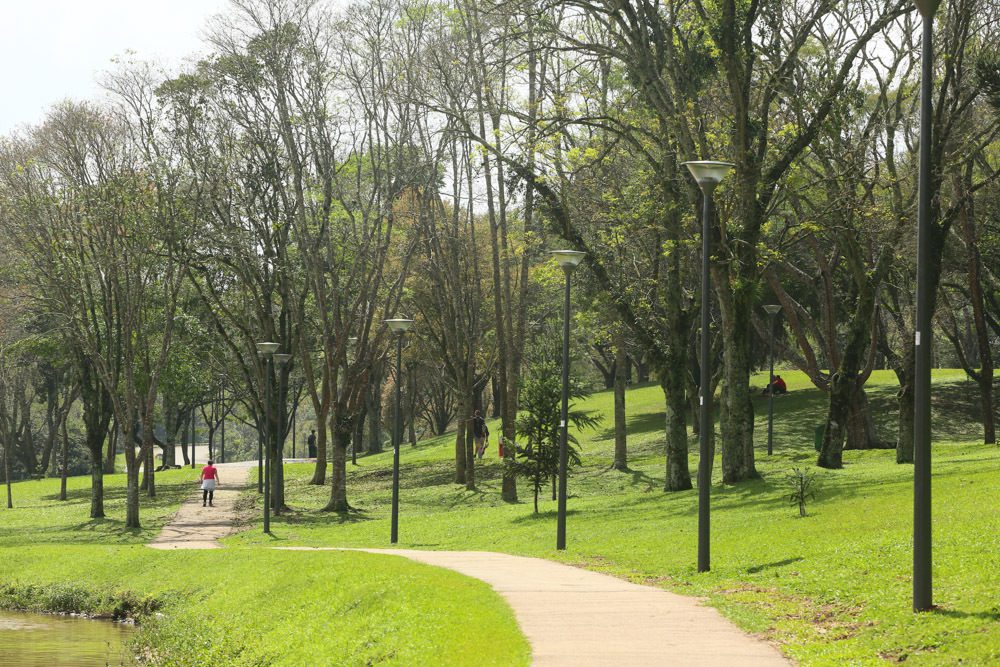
[
  {"left": 282, "top": 547, "right": 790, "bottom": 667},
  {"left": 147, "top": 464, "right": 790, "bottom": 665}
]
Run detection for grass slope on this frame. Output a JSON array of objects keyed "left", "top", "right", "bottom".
[
  {"left": 226, "top": 370, "right": 1000, "bottom": 665},
  {"left": 0, "top": 469, "right": 530, "bottom": 665}
]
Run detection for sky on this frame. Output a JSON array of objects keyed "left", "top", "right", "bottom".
[{"left": 0, "top": 0, "right": 231, "bottom": 135}]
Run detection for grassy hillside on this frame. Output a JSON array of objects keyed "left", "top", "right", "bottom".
[{"left": 226, "top": 370, "right": 1000, "bottom": 665}]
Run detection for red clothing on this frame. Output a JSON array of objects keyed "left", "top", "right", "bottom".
[
  {"left": 202, "top": 465, "right": 218, "bottom": 480},
  {"left": 774, "top": 378, "right": 787, "bottom": 392}
]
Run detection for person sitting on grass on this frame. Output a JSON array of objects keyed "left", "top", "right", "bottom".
[
  {"left": 200, "top": 460, "right": 221, "bottom": 507},
  {"left": 763, "top": 375, "right": 788, "bottom": 396}
]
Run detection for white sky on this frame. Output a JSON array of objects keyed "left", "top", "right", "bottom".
[{"left": 0, "top": 0, "right": 231, "bottom": 135}]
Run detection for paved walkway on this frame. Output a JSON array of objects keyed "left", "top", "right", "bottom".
[
  {"left": 147, "top": 464, "right": 790, "bottom": 665},
  {"left": 148, "top": 460, "right": 255, "bottom": 550},
  {"left": 281, "top": 547, "right": 790, "bottom": 667}
]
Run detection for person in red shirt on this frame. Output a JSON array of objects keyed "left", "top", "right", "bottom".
[{"left": 200, "top": 461, "right": 221, "bottom": 507}]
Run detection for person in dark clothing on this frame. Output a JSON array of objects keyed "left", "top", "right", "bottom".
[
  {"left": 472, "top": 410, "right": 489, "bottom": 459},
  {"left": 307, "top": 429, "right": 317, "bottom": 458}
]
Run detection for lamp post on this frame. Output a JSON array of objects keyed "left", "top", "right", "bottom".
[
  {"left": 682, "top": 160, "right": 733, "bottom": 574},
  {"left": 256, "top": 352, "right": 264, "bottom": 493},
  {"left": 385, "top": 319, "right": 414, "bottom": 544},
  {"left": 256, "top": 341, "right": 280, "bottom": 534},
  {"left": 551, "top": 250, "right": 586, "bottom": 551},
  {"left": 764, "top": 305, "right": 782, "bottom": 456},
  {"left": 274, "top": 353, "right": 292, "bottom": 515},
  {"left": 912, "top": 0, "right": 939, "bottom": 613}
]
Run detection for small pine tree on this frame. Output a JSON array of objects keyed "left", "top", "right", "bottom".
[{"left": 512, "top": 361, "right": 599, "bottom": 513}]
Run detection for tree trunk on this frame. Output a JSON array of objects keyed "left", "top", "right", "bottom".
[
  {"left": 310, "top": 422, "right": 328, "bottom": 484},
  {"left": 3, "top": 449, "right": 11, "bottom": 509},
  {"left": 957, "top": 173, "right": 996, "bottom": 443},
  {"left": 407, "top": 366, "right": 418, "bottom": 446},
  {"left": 490, "top": 376, "right": 500, "bottom": 418},
  {"left": 818, "top": 374, "right": 851, "bottom": 468},
  {"left": 125, "top": 459, "right": 140, "bottom": 529},
  {"left": 144, "top": 429, "right": 156, "bottom": 498},
  {"left": 325, "top": 413, "right": 352, "bottom": 512},
  {"left": 180, "top": 411, "right": 191, "bottom": 466},
  {"left": 845, "top": 388, "right": 878, "bottom": 450},
  {"left": 896, "top": 360, "right": 916, "bottom": 464},
  {"left": 455, "top": 394, "right": 469, "bottom": 484},
  {"left": 104, "top": 425, "right": 117, "bottom": 474},
  {"left": 352, "top": 409, "right": 365, "bottom": 463},
  {"left": 613, "top": 331, "right": 628, "bottom": 471},
  {"left": 87, "top": 427, "right": 106, "bottom": 519},
  {"left": 367, "top": 377, "right": 383, "bottom": 454},
  {"left": 59, "top": 418, "right": 69, "bottom": 501},
  {"left": 465, "top": 389, "right": 481, "bottom": 491},
  {"left": 716, "top": 278, "right": 758, "bottom": 483},
  {"left": 39, "top": 377, "right": 57, "bottom": 476}
]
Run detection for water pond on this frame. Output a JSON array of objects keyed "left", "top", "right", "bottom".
[{"left": 0, "top": 610, "right": 135, "bottom": 666}]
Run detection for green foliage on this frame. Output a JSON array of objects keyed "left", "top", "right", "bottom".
[
  {"left": 784, "top": 467, "right": 819, "bottom": 517},
  {"left": 511, "top": 361, "right": 599, "bottom": 512}
]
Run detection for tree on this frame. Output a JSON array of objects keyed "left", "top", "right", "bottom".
[{"left": 513, "top": 360, "right": 599, "bottom": 513}]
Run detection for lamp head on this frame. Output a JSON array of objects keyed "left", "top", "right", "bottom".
[
  {"left": 385, "top": 318, "right": 415, "bottom": 334},
  {"left": 682, "top": 161, "right": 734, "bottom": 190},
  {"left": 912, "top": 0, "right": 940, "bottom": 17},
  {"left": 550, "top": 250, "right": 586, "bottom": 270},
  {"left": 256, "top": 341, "right": 280, "bottom": 356},
  {"left": 274, "top": 353, "right": 292, "bottom": 365},
  {"left": 763, "top": 304, "right": 782, "bottom": 316}
]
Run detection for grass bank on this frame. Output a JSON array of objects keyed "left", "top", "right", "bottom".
[
  {"left": 227, "top": 370, "right": 1000, "bottom": 665},
  {"left": 0, "top": 469, "right": 530, "bottom": 665}
]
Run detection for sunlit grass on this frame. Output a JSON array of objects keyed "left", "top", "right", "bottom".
[{"left": 227, "top": 370, "right": 1000, "bottom": 665}]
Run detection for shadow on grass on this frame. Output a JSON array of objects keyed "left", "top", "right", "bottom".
[
  {"left": 931, "top": 607, "right": 1000, "bottom": 621},
  {"left": 511, "top": 508, "right": 580, "bottom": 524},
  {"left": 746, "top": 557, "right": 804, "bottom": 574},
  {"left": 595, "top": 410, "right": 663, "bottom": 443}
]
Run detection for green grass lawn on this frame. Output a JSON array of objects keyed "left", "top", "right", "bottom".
[
  {"left": 224, "top": 370, "right": 1000, "bottom": 665},
  {"left": 0, "top": 465, "right": 529, "bottom": 665}
]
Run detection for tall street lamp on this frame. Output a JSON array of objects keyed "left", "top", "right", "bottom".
[
  {"left": 682, "top": 159, "right": 733, "bottom": 574},
  {"left": 256, "top": 352, "right": 264, "bottom": 493},
  {"left": 764, "top": 304, "right": 782, "bottom": 456},
  {"left": 912, "top": 0, "right": 940, "bottom": 613},
  {"left": 385, "top": 319, "right": 414, "bottom": 544},
  {"left": 551, "top": 249, "right": 586, "bottom": 551},
  {"left": 256, "top": 341, "right": 280, "bottom": 534}
]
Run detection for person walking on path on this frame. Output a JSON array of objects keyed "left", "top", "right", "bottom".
[
  {"left": 307, "top": 429, "right": 317, "bottom": 458},
  {"left": 200, "top": 460, "right": 221, "bottom": 507},
  {"left": 472, "top": 410, "right": 489, "bottom": 460}
]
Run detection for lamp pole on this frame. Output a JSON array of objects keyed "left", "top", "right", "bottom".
[
  {"left": 385, "top": 319, "right": 414, "bottom": 544},
  {"left": 764, "top": 305, "right": 782, "bottom": 456},
  {"left": 257, "top": 342, "right": 280, "bottom": 534},
  {"left": 912, "top": 0, "right": 939, "bottom": 613},
  {"left": 256, "top": 352, "right": 264, "bottom": 493},
  {"left": 551, "top": 250, "right": 585, "bottom": 551},
  {"left": 682, "top": 160, "right": 733, "bottom": 574}
]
